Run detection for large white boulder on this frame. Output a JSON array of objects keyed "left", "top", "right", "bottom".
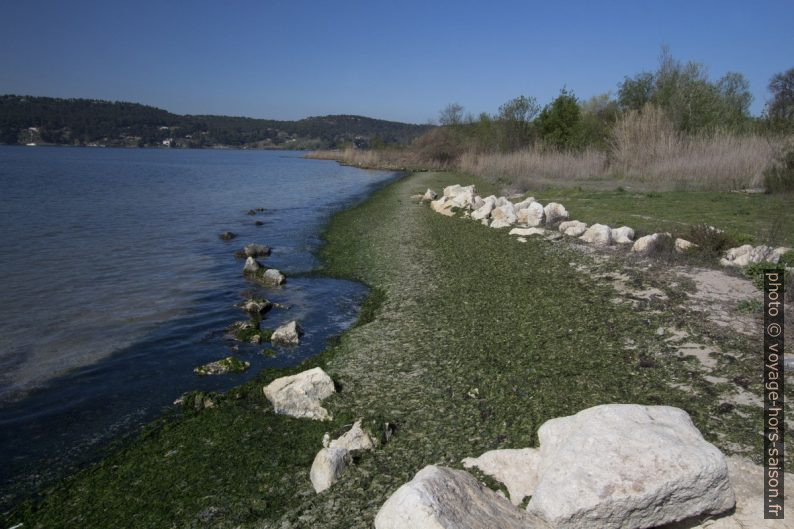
[
  {"left": 374, "top": 465, "right": 548, "bottom": 529},
  {"left": 516, "top": 202, "right": 545, "bottom": 226},
  {"left": 543, "top": 202, "right": 568, "bottom": 225},
  {"left": 261, "top": 268, "right": 286, "bottom": 286},
  {"left": 509, "top": 227, "right": 545, "bottom": 237},
  {"left": 720, "top": 244, "right": 782, "bottom": 267},
  {"left": 579, "top": 223, "right": 612, "bottom": 246},
  {"left": 263, "top": 367, "right": 335, "bottom": 421},
  {"left": 610, "top": 226, "right": 634, "bottom": 244},
  {"left": 672, "top": 456, "right": 794, "bottom": 528},
  {"left": 309, "top": 447, "right": 352, "bottom": 493},
  {"left": 462, "top": 448, "right": 541, "bottom": 506},
  {"left": 525, "top": 404, "right": 735, "bottom": 529},
  {"left": 271, "top": 320, "right": 302, "bottom": 345},
  {"left": 558, "top": 220, "right": 587, "bottom": 237}
]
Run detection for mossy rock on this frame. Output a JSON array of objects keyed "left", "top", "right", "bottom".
[{"left": 193, "top": 356, "right": 250, "bottom": 376}]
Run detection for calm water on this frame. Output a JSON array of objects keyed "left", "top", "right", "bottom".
[{"left": 0, "top": 146, "right": 397, "bottom": 504}]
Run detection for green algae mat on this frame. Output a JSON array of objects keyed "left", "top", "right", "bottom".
[{"left": 3, "top": 172, "right": 786, "bottom": 528}]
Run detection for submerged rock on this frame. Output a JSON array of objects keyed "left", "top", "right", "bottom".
[
  {"left": 271, "top": 320, "right": 302, "bottom": 345},
  {"left": 240, "top": 297, "right": 272, "bottom": 316},
  {"left": 263, "top": 367, "right": 336, "bottom": 420},
  {"left": 219, "top": 231, "right": 237, "bottom": 241},
  {"left": 244, "top": 243, "right": 272, "bottom": 258},
  {"left": 193, "top": 356, "right": 250, "bottom": 376},
  {"left": 374, "top": 465, "right": 547, "bottom": 529},
  {"left": 246, "top": 267, "right": 285, "bottom": 286},
  {"left": 254, "top": 220, "right": 264, "bottom": 226}
]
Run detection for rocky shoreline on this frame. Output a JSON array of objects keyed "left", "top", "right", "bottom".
[{"left": 4, "top": 171, "right": 790, "bottom": 528}]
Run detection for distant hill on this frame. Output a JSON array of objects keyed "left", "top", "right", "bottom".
[{"left": 0, "top": 95, "right": 432, "bottom": 149}]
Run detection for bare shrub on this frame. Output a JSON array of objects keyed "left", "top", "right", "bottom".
[
  {"left": 457, "top": 146, "right": 608, "bottom": 189},
  {"left": 610, "top": 105, "right": 788, "bottom": 190}
]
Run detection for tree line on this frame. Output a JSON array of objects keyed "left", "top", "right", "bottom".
[
  {"left": 421, "top": 48, "right": 794, "bottom": 162},
  {"left": 0, "top": 96, "right": 431, "bottom": 148}
]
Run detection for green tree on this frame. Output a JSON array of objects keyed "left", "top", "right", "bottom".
[
  {"left": 536, "top": 89, "right": 582, "bottom": 150},
  {"left": 618, "top": 72, "right": 655, "bottom": 112}
]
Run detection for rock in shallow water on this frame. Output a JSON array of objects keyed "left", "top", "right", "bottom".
[
  {"left": 244, "top": 243, "right": 272, "bottom": 257},
  {"left": 271, "top": 320, "right": 302, "bottom": 345},
  {"left": 263, "top": 367, "right": 335, "bottom": 420},
  {"left": 193, "top": 356, "right": 250, "bottom": 376}
]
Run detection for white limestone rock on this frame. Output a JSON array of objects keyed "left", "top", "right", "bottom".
[
  {"left": 632, "top": 233, "right": 662, "bottom": 254},
  {"left": 668, "top": 456, "right": 794, "bottom": 528},
  {"left": 579, "top": 223, "right": 612, "bottom": 246},
  {"left": 310, "top": 447, "right": 352, "bottom": 493},
  {"left": 721, "top": 244, "right": 782, "bottom": 267},
  {"left": 675, "top": 238, "right": 697, "bottom": 253},
  {"left": 526, "top": 404, "right": 735, "bottom": 529},
  {"left": 516, "top": 201, "right": 545, "bottom": 226},
  {"left": 490, "top": 219, "right": 513, "bottom": 229},
  {"left": 610, "top": 226, "right": 635, "bottom": 244},
  {"left": 329, "top": 419, "right": 375, "bottom": 452},
  {"left": 558, "top": 220, "right": 588, "bottom": 237},
  {"left": 543, "top": 202, "right": 568, "bottom": 225},
  {"left": 471, "top": 199, "right": 495, "bottom": 221},
  {"left": 422, "top": 188, "right": 438, "bottom": 201},
  {"left": 516, "top": 237, "right": 527, "bottom": 243},
  {"left": 509, "top": 227, "right": 545, "bottom": 237},
  {"left": 263, "top": 367, "right": 335, "bottom": 420},
  {"left": 462, "top": 448, "right": 542, "bottom": 506},
  {"left": 490, "top": 202, "right": 517, "bottom": 225},
  {"left": 430, "top": 196, "right": 455, "bottom": 216},
  {"left": 374, "top": 465, "right": 548, "bottom": 529}
]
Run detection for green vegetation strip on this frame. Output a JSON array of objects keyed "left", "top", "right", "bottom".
[
  {"left": 3, "top": 172, "right": 784, "bottom": 528},
  {"left": 530, "top": 187, "right": 794, "bottom": 247}
]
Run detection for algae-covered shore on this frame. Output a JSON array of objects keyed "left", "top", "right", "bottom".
[{"left": 3, "top": 171, "right": 791, "bottom": 528}]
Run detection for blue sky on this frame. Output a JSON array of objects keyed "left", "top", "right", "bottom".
[{"left": 1, "top": 0, "right": 792, "bottom": 123}]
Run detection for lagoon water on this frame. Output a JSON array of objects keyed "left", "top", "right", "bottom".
[{"left": 0, "top": 146, "right": 397, "bottom": 504}]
